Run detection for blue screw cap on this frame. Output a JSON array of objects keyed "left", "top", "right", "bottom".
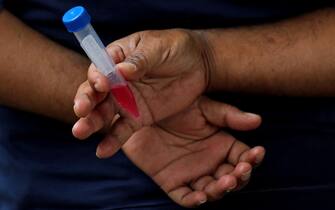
[{"left": 62, "top": 6, "right": 91, "bottom": 32}]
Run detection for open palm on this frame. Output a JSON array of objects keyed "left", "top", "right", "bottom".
[{"left": 122, "top": 97, "right": 265, "bottom": 207}]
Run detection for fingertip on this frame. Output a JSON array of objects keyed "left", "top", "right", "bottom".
[
  {"left": 72, "top": 121, "right": 80, "bottom": 138},
  {"left": 218, "top": 175, "right": 237, "bottom": 191},
  {"left": 237, "top": 162, "right": 252, "bottom": 172},
  {"left": 204, "top": 175, "right": 235, "bottom": 201},
  {"left": 245, "top": 112, "right": 262, "bottom": 128},
  {"left": 95, "top": 145, "right": 105, "bottom": 159},
  {"left": 73, "top": 95, "right": 92, "bottom": 118},
  {"left": 185, "top": 191, "right": 207, "bottom": 207},
  {"left": 235, "top": 162, "right": 252, "bottom": 181},
  {"left": 95, "top": 77, "right": 110, "bottom": 93},
  {"left": 73, "top": 100, "right": 79, "bottom": 116},
  {"left": 239, "top": 146, "right": 266, "bottom": 166},
  {"left": 116, "top": 62, "right": 138, "bottom": 80},
  {"left": 196, "top": 192, "right": 207, "bottom": 206},
  {"left": 95, "top": 136, "right": 121, "bottom": 159},
  {"left": 93, "top": 78, "right": 101, "bottom": 91},
  {"left": 227, "top": 162, "right": 252, "bottom": 192},
  {"left": 228, "top": 111, "right": 262, "bottom": 131},
  {"left": 88, "top": 69, "right": 110, "bottom": 93},
  {"left": 106, "top": 46, "right": 123, "bottom": 64},
  {"left": 253, "top": 146, "right": 266, "bottom": 165},
  {"left": 72, "top": 120, "right": 89, "bottom": 140},
  {"left": 244, "top": 112, "right": 260, "bottom": 119}
]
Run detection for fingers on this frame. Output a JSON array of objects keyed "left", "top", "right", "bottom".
[
  {"left": 72, "top": 111, "right": 104, "bottom": 140},
  {"left": 219, "top": 144, "right": 265, "bottom": 191},
  {"left": 193, "top": 163, "right": 251, "bottom": 196},
  {"left": 88, "top": 36, "right": 150, "bottom": 86},
  {"left": 203, "top": 175, "right": 237, "bottom": 201},
  {"left": 227, "top": 162, "right": 252, "bottom": 191},
  {"left": 169, "top": 168, "right": 247, "bottom": 207},
  {"left": 72, "top": 97, "right": 116, "bottom": 139},
  {"left": 214, "top": 164, "right": 235, "bottom": 179},
  {"left": 191, "top": 176, "right": 215, "bottom": 191},
  {"left": 227, "top": 140, "right": 266, "bottom": 167},
  {"left": 190, "top": 163, "right": 250, "bottom": 202},
  {"left": 87, "top": 66, "right": 111, "bottom": 93},
  {"left": 73, "top": 47, "right": 125, "bottom": 140},
  {"left": 95, "top": 134, "right": 122, "bottom": 159},
  {"left": 239, "top": 146, "right": 266, "bottom": 167},
  {"left": 74, "top": 81, "right": 108, "bottom": 118},
  {"left": 199, "top": 97, "right": 262, "bottom": 131},
  {"left": 87, "top": 40, "right": 128, "bottom": 93},
  {"left": 73, "top": 80, "right": 116, "bottom": 140},
  {"left": 87, "top": 41, "right": 128, "bottom": 92},
  {"left": 106, "top": 34, "right": 147, "bottom": 81},
  {"left": 105, "top": 44, "right": 126, "bottom": 65},
  {"left": 214, "top": 163, "right": 251, "bottom": 188},
  {"left": 106, "top": 32, "right": 167, "bottom": 81},
  {"left": 168, "top": 187, "right": 207, "bottom": 208},
  {"left": 115, "top": 62, "right": 144, "bottom": 81},
  {"left": 96, "top": 117, "right": 141, "bottom": 158}
]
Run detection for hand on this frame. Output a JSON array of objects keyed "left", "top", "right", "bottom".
[
  {"left": 72, "top": 29, "right": 266, "bottom": 207},
  {"left": 72, "top": 29, "right": 214, "bottom": 157},
  {"left": 122, "top": 96, "right": 265, "bottom": 208}
]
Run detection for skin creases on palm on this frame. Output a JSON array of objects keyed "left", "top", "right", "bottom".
[
  {"left": 122, "top": 97, "right": 252, "bottom": 200},
  {"left": 128, "top": 63, "right": 207, "bottom": 126}
]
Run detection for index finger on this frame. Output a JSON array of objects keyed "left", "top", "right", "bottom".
[{"left": 87, "top": 64, "right": 110, "bottom": 93}]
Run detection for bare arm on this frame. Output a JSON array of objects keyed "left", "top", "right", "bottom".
[
  {"left": 0, "top": 10, "right": 89, "bottom": 122},
  {"left": 204, "top": 8, "right": 335, "bottom": 96}
]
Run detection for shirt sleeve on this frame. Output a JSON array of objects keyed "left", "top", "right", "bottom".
[{"left": 0, "top": 0, "right": 3, "bottom": 10}]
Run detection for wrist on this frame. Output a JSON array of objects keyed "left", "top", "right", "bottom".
[
  {"left": 193, "top": 29, "right": 223, "bottom": 92},
  {"left": 199, "top": 29, "right": 254, "bottom": 93}
]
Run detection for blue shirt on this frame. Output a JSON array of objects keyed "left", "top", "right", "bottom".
[{"left": 0, "top": 1, "right": 334, "bottom": 210}]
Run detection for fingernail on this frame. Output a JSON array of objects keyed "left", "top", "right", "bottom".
[
  {"left": 96, "top": 143, "right": 108, "bottom": 159},
  {"left": 96, "top": 146, "right": 103, "bottom": 159},
  {"left": 94, "top": 78, "right": 101, "bottom": 90},
  {"left": 254, "top": 147, "right": 265, "bottom": 165},
  {"left": 255, "top": 155, "right": 263, "bottom": 165},
  {"left": 127, "top": 63, "right": 137, "bottom": 72},
  {"left": 96, "top": 141, "right": 112, "bottom": 159},
  {"left": 228, "top": 182, "right": 237, "bottom": 191},
  {"left": 119, "top": 62, "right": 137, "bottom": 73},
  {"left": 72, "top": 122, "right": 79, "bottom": 134},
  {"left": 73, "top": 101, "right": 78, "bottom": 112},
  {"left": 244, "top": 112, "right": 259, "bottom": 119},
  {"left": 198, "top": 198, "right": 207, "bottom": 205},
  {"left": 241, "top": 170, "right": 252, "bottom": 181},
  {"left": 83, "top": 94, "right": 91, "bottom": 107}
]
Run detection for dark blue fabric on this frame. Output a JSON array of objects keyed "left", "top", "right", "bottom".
[{"left": 0, "top": 1, "right": 334, "bottom": 210}]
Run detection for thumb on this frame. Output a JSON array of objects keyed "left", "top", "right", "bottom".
[
  {"left": 115, "top": 62, "right": 144, "bottom": 81},
  {"left": 199, "top": 97, "right": 262, "bottom": 131},
  {"left": 115, "top": 45, "right": 161, "bottom": 81}
]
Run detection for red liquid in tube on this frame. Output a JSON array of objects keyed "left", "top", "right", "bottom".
[{"left": 110, "top": 85, "right": 139, "bottom": 118}]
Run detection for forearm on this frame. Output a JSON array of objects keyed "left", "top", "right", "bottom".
[
  {"left": 204, "top": 8, "right": 335, "bottom": 96},
  {"left": 0, "top": 10, "right": 89, "bottom": 122}
]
